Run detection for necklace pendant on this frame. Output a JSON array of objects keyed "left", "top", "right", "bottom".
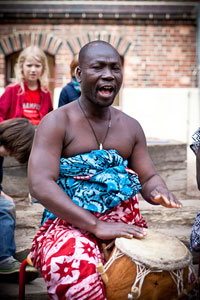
[{"left": 99, "top": 143, "right": 103, "bottom": 150}]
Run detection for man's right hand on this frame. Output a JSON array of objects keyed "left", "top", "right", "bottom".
[{"left": 93, "top": 220, "right": 147, "bottom": 240}]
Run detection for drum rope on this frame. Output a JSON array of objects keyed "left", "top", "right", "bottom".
[
  {"left": 128, "top": 261, "right": 162, "bottom": 299},
  {"left": 104, "top": 247, "right": 124, "bottom": 272},
  {"left": 169, "top": 269, "right": 184, "bottom": 296},
  {"left": 103, "top": 248, "right": 163, "bottom": 299}
]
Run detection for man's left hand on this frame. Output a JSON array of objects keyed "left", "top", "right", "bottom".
[{"left": 150, "top": 187, "right": 182, "bottom": 208}]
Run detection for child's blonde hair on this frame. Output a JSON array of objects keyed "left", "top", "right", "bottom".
[{"left": 14, "top": 45, "right": 49, "bottom": 93}]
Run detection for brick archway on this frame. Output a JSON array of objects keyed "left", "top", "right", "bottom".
[
  {"left": 65, "top": 32, "right": 132, "bottom": 57},
  {"left": 0, "top": 32, "right": 131, "bottom": 58},
  {"left": 0, "top": 32, "right": 63, "bottom": 56},
  {"left": 0, "top": 32, "right": 63, "bottom": 101}
]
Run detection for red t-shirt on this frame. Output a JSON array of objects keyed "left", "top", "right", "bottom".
[{"left": 22, "top": 88, "right": 41, "bottom": 125}]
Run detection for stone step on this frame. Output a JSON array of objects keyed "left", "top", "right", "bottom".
[{"left": 0, "top": 278, "right": 48, "bottom": 300}]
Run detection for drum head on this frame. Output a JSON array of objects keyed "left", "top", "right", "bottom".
[{"left": 115, "top": 229, "right": 192, "bottom": 271}]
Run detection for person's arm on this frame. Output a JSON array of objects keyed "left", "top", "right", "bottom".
[
  {"left": 46, "top": 90, "right": 53, "bottom": 112},
  {"left": 39, "top": 89, "right": 53, "bottom": 120},
  {"left": 28, "top": 111, "right": 146, "bottom": 240},
  {"left": 196, "top": 147, "right": 200, "bottom": 190},
  {"left": 0, "top": 86, "right": 12, "bottom": 123},
  {"left": 129, "top": 120, "right": 182, "bottom": 208}
]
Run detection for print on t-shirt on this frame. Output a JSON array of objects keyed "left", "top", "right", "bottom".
[{"left": 22, "top": 88, "right": 41, "bottom": 125}]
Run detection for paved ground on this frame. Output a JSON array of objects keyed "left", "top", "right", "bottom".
[{"left": 0, "top": 197, "right": 199, "bottom": 299}]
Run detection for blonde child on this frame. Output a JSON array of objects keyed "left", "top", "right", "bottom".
[{"left": 0, "top": 45, "right": 53, "bottom": 125}]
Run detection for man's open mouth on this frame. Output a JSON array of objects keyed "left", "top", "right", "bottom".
[{"left": 98, "top": 85, "right": 114, "bottom": 97}]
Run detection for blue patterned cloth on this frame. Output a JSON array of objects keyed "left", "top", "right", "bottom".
[
  {"left": 190, "top": 127, "right": 200, "bottom": 155},
  {"left": 190, "top": 211, "right": 200, "bottom": 252},
  {"left": 41, "top": 149, "right": 141, "bottom": 225},
  {"left": 189, "top": 128, "right": 200, "bottom": 252}
]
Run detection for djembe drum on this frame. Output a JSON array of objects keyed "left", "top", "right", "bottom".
[{"left": 97, "top": 230, "right": 197, "bottom": 300}]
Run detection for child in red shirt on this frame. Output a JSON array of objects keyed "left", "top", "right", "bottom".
[{"left": 0, "top": 45, "right": 53, "bottom": 124}]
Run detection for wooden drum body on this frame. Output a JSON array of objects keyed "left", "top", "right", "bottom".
[{"left": 101, "top": 230, "right": 196, "bottom": 300}]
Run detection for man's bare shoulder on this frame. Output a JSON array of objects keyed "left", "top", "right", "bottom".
[
  {"left": 39, "top": 102, "right": 76, "bottom": 129},
  {"left": 112, "top": 106, "right": 142, "bottom": 129}
]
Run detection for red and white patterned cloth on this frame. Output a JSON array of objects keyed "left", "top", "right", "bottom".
[{"left": 30, "top": 196, "right": 147, "bottom": 300}]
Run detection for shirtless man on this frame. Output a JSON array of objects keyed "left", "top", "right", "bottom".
[{"left": 28, "top": 41, "right": 182, "bottom": 299}]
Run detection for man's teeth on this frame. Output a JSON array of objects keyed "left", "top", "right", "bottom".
[{"left": 102, "top": 86, "right": 112, "bottom": 90}]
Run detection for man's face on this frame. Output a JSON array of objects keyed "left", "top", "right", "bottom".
[{"left": 77, "top": 43, "right": 123, "bottom": 107}]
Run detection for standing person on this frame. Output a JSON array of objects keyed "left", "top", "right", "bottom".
[
  {"left": 0, "top": 45, "right": 53, "bottom": 124},
  {"left": 28, "top": 41, "right": 182, "bottom": 299},
  {"left": 0, "top": 118, "right": 38, "bottom": 282},
  {"left": 58, "top": 54, "right": 81, "bottom": 107},
  {"left": 190, "top": 128, "right": 200, "bottom": 253}
]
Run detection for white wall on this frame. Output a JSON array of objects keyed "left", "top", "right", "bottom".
[
  {"left": 122, "top": 88, "right": 199, "bottom": 143},
  {"left": 53, "top": 87, "right": 61, "bottom": 109},
  {"left": 122, "top": 87, "right": 200, "bottom": 194}
]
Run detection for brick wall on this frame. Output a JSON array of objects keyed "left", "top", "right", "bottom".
[{"left": 0, "top": 21, "right": 197, "bottom": 89}]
